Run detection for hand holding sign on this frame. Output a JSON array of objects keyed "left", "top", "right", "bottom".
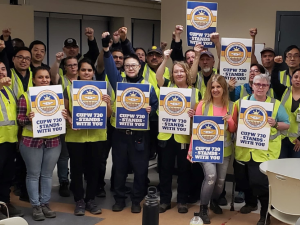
[
  {"left": 267, "top": 117, "right": 276, "bottom": 127},
  {"left": 102, "top": 94, "right": 111, "bottom": 106},
  {"left": 187, "top": 151, "right": 194, "bottom": 163},
  {"left": 228, "top": 78, "right": 237, "bottom": 91},
  {"left": 187, "top": 109, "right": 195, "bottom": 118},
  {"left": 146, "top": 106, "right": 151, "bottom": 114},
  {"left": 28, "top": 112, "right": 35, "bottom": 121}
]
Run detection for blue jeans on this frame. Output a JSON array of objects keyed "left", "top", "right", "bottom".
[
  {"left": 57, "top": 135, "right": 69, "bottom": 183},
  {"left": 19, "top": 142, "right": 61, "bottom": 206}
]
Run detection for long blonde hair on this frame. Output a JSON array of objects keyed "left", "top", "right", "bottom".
[
  {"left": 203, "top": 74, "right": 229, "bottom": 107},
  {"left": 170, "top": 61, "right": 192, "bottom": 86}
]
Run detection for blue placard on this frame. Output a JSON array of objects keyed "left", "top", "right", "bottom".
[
  {"left": 187, "top": 1, "right": 218, "bottom": 47},
  {"left": 72, "top": 80, "right": 107, "bottom": 129},
  {"left": 116, "top": 82, "right": 150, "bottom": 130},
  {"left": 192, "top": 115, "right": 224, "bottom": 163}
]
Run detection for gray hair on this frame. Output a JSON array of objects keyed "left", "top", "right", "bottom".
[{"left": 253, "top": 73, "right": 270, "bottom": 85}]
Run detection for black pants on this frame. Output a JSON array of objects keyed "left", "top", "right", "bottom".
[
  {"left": 189, "top": 162, "right": 204, "bottom": 199},
  {"left": 67, "top": 141, "right": 104, "bottom": 202},
  {"left": 158, "top": 136, "right": 191, "bottom": 204},
  {"left": 149, "top": 120, "right": 159, "bottom": 158},
  {"left": 112, "top": 129, "right": 150, "bottom": 204},
  {"left": 0, "top": 142, "right": 17, "bottom": 203},
  {"left": 98, "top": 121, "right": 114, "bottom": 189},
  {"left": 234, "top": 158, "right": 269, "bottom": 216},
  {"left": 280, "top": 137, "right": 300, "bottom": 158}
]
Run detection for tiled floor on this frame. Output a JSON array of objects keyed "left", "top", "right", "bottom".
[{"left": 7, "top": 153, "right": 285, "bottom": 225}]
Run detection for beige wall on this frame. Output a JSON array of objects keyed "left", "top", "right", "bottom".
[
  {"left": 161, "top": 0, "right": 300, "bottom": 67},
  {"left": 0, "top": 4, "right": 34, "bottom": 46}
]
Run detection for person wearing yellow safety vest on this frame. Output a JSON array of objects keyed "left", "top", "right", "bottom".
[
  {"left": 102, "top": 31, "right": 158, "bottom": 213},
  {"left": 234, "top": 74, "right": 290, "bottom": 225},
  {"left": 0, "top": 58, "right": 23, "bottom": 219},
  {"left": 64, "top": 58, "right": 112, "bottom": 216},
  {"left": 187, "top": 75, "right": 237, "bottom": 224},
  {"left": 271, "top": 66, "right": 300, "bottom": 158},
  {"left": 156, "top": 49, "right": 201, "bottom": 214},
  {"left": 228, "top": 64, "right": 275, "bottom": 102},
  {"left": 50, "top": 27, "right": 99, "bottom": 81},
  {"left": 17, "top": 67, "right": 68, "bottom": 221},
  {"left": 276, "top": 45, "right": 300, "bottom": 87}
]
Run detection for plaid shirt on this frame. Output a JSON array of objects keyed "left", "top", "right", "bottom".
[{"left": 17, "top": 95, "right": 60, "bottom": 148}]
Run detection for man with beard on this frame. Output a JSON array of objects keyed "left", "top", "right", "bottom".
[{"left": 29, "top": 40, "right": 49, "bottom": 71}]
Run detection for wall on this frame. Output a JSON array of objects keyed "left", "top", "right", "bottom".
[
  {"left": 0, "top": 4, "right": 34, "bottom": 46},
  {"left": 161, "top": 0, "right": 300, "bottom": 67}
]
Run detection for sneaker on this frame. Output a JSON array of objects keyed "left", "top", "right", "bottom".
[
  {"left": 32, "top": 205, "right": 45, "bottom": 221},
  {"left": 131, "top": 203, "right": 141, "bottom": 213},
  {"left": 200, "top": 205, "right": 210, "bottom": 224},
  {"left": 59, "top": 181, "right": 70, "bottom": 197},
  {"left": 41, "top": 204, "right": 56, "bottom": 218},
  {"left": 96, "top": 187, "right": 106, "bottom": 198},
  {"left": 1, "top": 203, "right": 24, "bottom": 217},
  {"left": 0, "top": 211, "right": 7, "bottom": 220},
  {"left": 159, "top": 203, "right": 171, "bottom": 213},
  {"left": 86, "top": 200, "right": 102, "bottom": 214},
  {"left": 74, "top": 199, "right": 86, "bottom": 216},
  {"left": 177, "top": 203, "right": 188, "bottom": 213},
  {"left": 234, "top": 192, "right": 245, "bottom": 203},
  {"left": 112, "top": 202, "right": 125, "bottom": 212},
  {"left": 257, "top": 215, "right": 271, "bottom": 225},
  {"left": 240, "top": 204, "right": 258, "bottom": 214},
  {"left": 210, "top": 199, "right": 223, "bottom": 214},
  {"left": 218, "top": 196, "right": 228, "bottom": 206}
]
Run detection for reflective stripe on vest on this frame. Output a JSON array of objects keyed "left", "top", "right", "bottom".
[
  {"left": 279, "top": 70, "right": 291, "bottom": 87},
  {"left": 144, "top": 65, "right": 151, "bottom": 82},
  {"left": 0, "top": 87, "right": 16, "bottom": 126},
  {"left": 24, "top": 91, "right": 33, "bottom": 131},
  {"left": 107, "top": 82, "right": 114, "bottom": 105},
  {"left": 203, "top": 102, "right": 233, "bottom": 148},
  {"left": 281, "top": 87, "right": 300, "bottom": 138},
  {"left": 240, "top": 85, "right": 249, "bottom": 98}
]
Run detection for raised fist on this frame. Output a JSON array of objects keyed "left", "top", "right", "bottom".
[
  {"left": 210, "top": 32, "right": 220, "bottom": 44},
  {"left": 274, "top": 56, "right": 283, "bottom": 64},
  {"left": 163, "top": 49, "right": 173, "bottom": 60},
  {"left": 102, "top": 32, "right": 111, "bottom": 48},
  {"left": 249, "top": 28, "right": 257, "bottom": 38},
  {"left": 56, "top": 52, "right": 64, "bottom": 63},
  {"left": 175, "top": 25, "right": 183, "bottom": 36},
  {"left": 0, "top": 40, "right": 5, "bottom": 52},
  {"left": 112, "top": 31, "right": 120, "bottom": 44},
  {"left": 118, "top": 27, "right": 127, "bottom": 41},
  {"left": 2, "top": 28, "right": 11, "bottom": 41},
  {"left": 194, "top": 43, "right": 204, "bottom": 55},
  {"left": 160, "top": 42, "right": 167, "bottom": 51},
  {"left": 0, "top": 77, "right": 11, "bottom": 87},
  {"left": 85, "top": 27, "right": 94, "bottom": 40}
]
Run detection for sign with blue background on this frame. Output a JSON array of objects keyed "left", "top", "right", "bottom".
[
  {"left": 116, "top": 83, "right": 150, "bottom": 130},
  {"left": 187, "top": 1, "right": 218, "bottom": 47},
  {"left": 192, "top": 116, "right": 224, "bottom": 163},
  {"left": 72, "top": 81, "right": 107, "bottom": 129}
]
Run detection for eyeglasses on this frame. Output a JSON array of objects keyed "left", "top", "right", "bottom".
[
  {"left": 124, "top": 64, "right": 139, "bottom": 69},
  {"left": 66, "top": 64, "right": 78, "bottom": 68},
  {"left": 113, "top": 56, "right": 124, "bottom": 60},
  {"left": 253, "top": 83, "right": 269, "bottom": 88},
  {"left": 65, "top": 46, "right": 78, "bottom": 50},
  {"left": 250, "top": 69, "right": 259, "bottom": 73},
  {"left": 286, "top": 54, "right": 300, "bottom": 59},
  {"left": 15, "top": 55, "right": 31, "bottom": 62}
]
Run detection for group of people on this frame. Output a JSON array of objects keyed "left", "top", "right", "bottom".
[{"left": 0, "top": 24, "right": 298, "bottom": 225}]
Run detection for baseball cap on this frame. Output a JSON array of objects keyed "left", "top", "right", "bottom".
[
  {"left": 64, "top": 38, "right": 79, "bottom": 48},
  {"left": 200, "top": 50, "right": 214, "bottom": 59},
  {"left": 147, "top": 46, "right": 163, "bottom": 55},
  {"left": 260, "top": 47, "right": 275, "bottom": 55}
]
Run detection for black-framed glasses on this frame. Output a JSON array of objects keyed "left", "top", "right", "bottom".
[
  {"left": 124, "top": 64, "right": 139, "bottom": 69},
  {"left": 15, "top": 55, "right": 31, "bottom": 62}
]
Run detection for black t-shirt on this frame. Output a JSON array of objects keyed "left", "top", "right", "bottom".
[
  {"left": 30, "top": 63, "right": 50, "bottom": 72},
  {"left": 291, "top": 97, "right": 300, "bottom": 113}
]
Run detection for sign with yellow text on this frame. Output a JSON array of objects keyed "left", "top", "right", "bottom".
[
  {"left": 236, "top": 100, "right": 273, "bottom": 150},
  {"left": 220, "top": 38, "right": 252, "bottom": 85},
  {"left": 29, "top": 85, "right": 65, "bottom": 138},
  {"left": 187, "top": 1, "right": 218, "bottom": 47}
]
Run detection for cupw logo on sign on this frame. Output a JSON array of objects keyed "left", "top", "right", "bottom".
[
  {"left": 191, "top": 6, "right": 213, "bottom": 30},
  {"left": 163, "top": 92, "right": 187, "bottom": 116},
  {"left": 197, "top": 120, "right": 221, "bottom": 144},
  {"left": 243, "top": 106, "right": 267, "bottom": 130},
  {"left": 225, "top": 42, "right": 248, "bottom": 66},
  {"left": 35, "top": 91, "right": 60, "bottom": 116},
  {"left": 121, "top": 87, "right": 145, "bottom": 111},
  {"left": 77, "top": 85, "right": 102, "bottom": 110}
]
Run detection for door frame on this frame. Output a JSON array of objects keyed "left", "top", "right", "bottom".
[{"left": 275, "top": 11, "right": 300, "bottom": 55}]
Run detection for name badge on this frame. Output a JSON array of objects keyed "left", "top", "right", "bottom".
[{"left": 297, "top": 109, "right": 300, "bottom": 122}]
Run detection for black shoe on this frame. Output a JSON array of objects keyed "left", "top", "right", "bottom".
[
  {"left": 257, "top": 215, "right": 271, "bottom": 225},
  {"left": 41, "top": 204, "right": 56, "bottom": 218},
  {"left": 240, "top": 204, "right": 258, "bottom": 214},
  {"left": 19, "top": 194, "right": 30, "bottom": 202},
  {"left": 32, "top": 205, "right": 45, "bottom": 221},
  {"left": 177, "top": 203, "right": 188, "bottom": 213},
  {"left": 218, "top": 196, "right": 228, "bottom": 206},
  {"left": 96, "top": 187, "right": 106, "bottom": 198},
  {"left": 234, "top": 191, "right": 245, "bottom": 203},
  {"left": 125, "top": 186, "right": 131, "bottom": 194},
  {"left": 159, "top": 203, "right": 171, "bottom": 213},
  {"left": 13, "top": 185, "right": 21, "bottom": 196},
  {"left": 1, "top": 203, "right": 24, "bottom": 217},
  {"left": 131, "top": 203, "right": 141, "bottom": 213},
  {"left": 0, "top": 211, "right": 7, "bottom": 220},
  {"left": 200, "top": 205, "right": 211, "bottom": 224},
  {"left": 74, "top": 199, "right": 86, "bottom": 216},
  {"left": 210, "top": 199, "right": 223, "bottom": 214},
  {"left": 112, "top": 202, "right": 125, "bottom": 212},
  {"left": 86, "top": 200, "right": 102, "bottom": 214},
  {"left": 59, "top": 181, "right": 70, "bottom": 197}
]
